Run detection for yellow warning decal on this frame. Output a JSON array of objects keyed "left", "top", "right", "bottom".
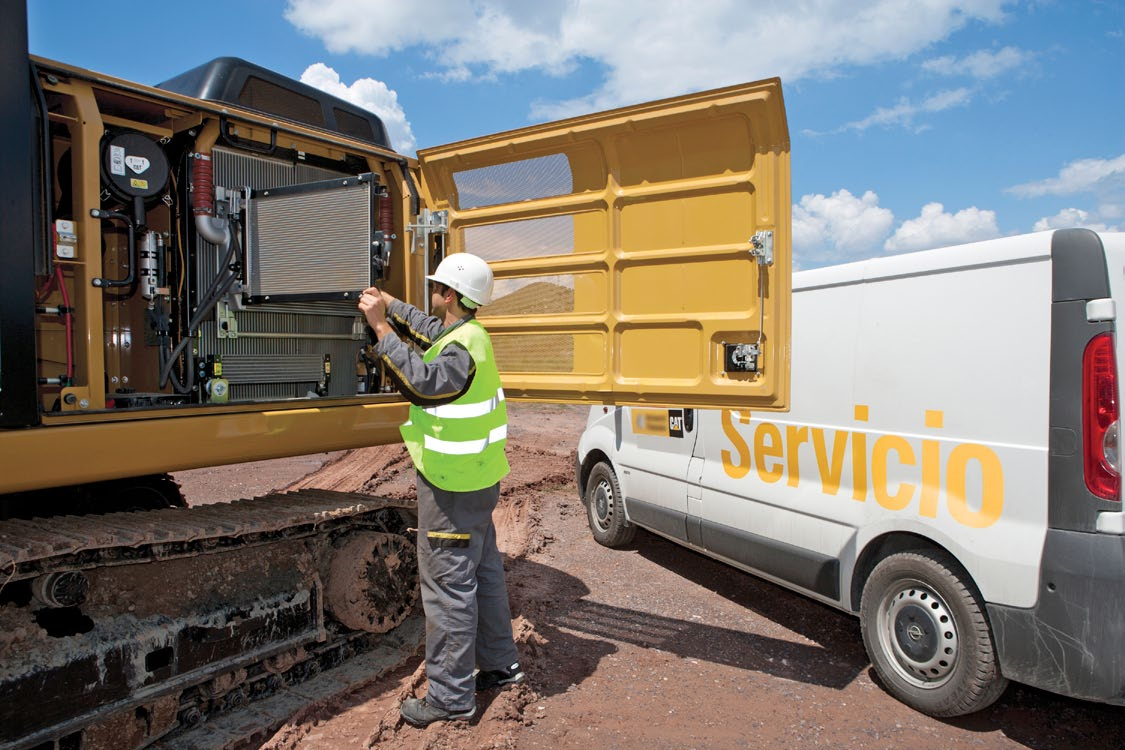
[{"left": 130, "top": 178, "right": 149, "bottom": 189}]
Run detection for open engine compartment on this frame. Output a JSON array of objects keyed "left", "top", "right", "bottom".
[{"left": 25, "top": 56, "right": 424, "bottom": 420}]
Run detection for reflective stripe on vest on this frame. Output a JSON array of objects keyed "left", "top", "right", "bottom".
[
  {"left": 423, "top": 423, "right": 509, "bottom": 455},
  {"left": 422, "top": 388, "right": 505, "bottom": 420}
]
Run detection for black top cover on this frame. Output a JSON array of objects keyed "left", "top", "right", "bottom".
[{"left": 157, "top": 58, "right": 392, "bottom": 149}]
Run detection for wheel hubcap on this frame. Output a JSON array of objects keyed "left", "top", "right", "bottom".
[
  {"left": 592, "top": 480, "right": 612, "bottom": 528},
  {"left": 880, "top": 583, "right": 959, "bottom": 687}
]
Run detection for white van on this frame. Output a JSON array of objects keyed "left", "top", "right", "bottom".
[{"left": 576, "top": 228, "right": 1125, "bottom": 717}]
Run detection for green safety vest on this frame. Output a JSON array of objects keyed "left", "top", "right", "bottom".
[{"left": 401, "top": 318, "right": 510, "bottom": 491}]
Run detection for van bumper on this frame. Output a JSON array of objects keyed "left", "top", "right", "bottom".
[{"left": 987, "top": 528, "right": 1125, "bottom": 705}]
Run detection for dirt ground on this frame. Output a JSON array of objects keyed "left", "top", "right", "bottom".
[{"left": 174, "top": 403, "right": 1123, "bottom": 750}]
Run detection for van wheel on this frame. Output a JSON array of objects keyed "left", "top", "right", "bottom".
[
  {"left": 584, "top": 462, "right": 635, "bottom": 548},
  {"left": 859, "top": 550, "right": 1008, "bottom": 717}
]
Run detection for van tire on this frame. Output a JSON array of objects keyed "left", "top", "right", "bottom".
[
  {"left": 859, "top": 550, "right": 1008, "bottom": 717},
  {"left": 584, "top": 462, "right": 635, "bottom": 548}
]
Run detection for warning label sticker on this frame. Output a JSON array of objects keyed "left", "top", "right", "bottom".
[
  {"left": 125, "top": 155, "right": 151, "bottom": 174},
  {"left": 130, "top": 178, "right": 149, "bottom": 190},
  {"left": 110, "top": 145, "right": 125, "bottom": 176}
]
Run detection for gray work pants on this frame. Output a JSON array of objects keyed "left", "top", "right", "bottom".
[{"left": 416, "top": 472, "right": 520, "bottom": 712}]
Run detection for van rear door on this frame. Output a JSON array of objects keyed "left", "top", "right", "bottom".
[{"left": 417, "top": 79, "right": 791, "bottom": 411}]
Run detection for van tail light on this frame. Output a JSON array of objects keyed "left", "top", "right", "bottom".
[{"left": 1082, "top": 332, "right": 1121, "bottom": 501}]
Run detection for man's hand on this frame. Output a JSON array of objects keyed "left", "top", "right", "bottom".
[{"left": 359, "top": 287, "right": 394, "bottom": 339}]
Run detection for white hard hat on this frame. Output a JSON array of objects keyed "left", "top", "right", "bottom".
[{"left": 427, "top": 253, "right": 494, "bottom": 307}]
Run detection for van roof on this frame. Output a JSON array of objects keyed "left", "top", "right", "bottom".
[{"left": 794, "top": 231, "right": 1062, "bottom": 292}]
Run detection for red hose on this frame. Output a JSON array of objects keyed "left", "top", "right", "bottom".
[
  {"left": 35, "top": 267, "right": 56, "bottom": 302},
  {"left": 192, "top": 153, "right": 215, "bottom": 216},
  {"left": 380, "top": 192, "right": 394, "bottom": 237}
]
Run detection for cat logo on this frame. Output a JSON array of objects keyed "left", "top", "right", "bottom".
[{"left": 632, "top": 409, "right": 686, "bottom": 438}]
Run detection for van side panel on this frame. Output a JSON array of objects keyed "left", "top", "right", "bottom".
[
  {"left": 849, "top": 254, "right": 1051, "bottom": 609},
  {"left": 694, "top": 238, "right": 1053, "bottom": 610}
]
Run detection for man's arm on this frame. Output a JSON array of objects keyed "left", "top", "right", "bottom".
[
  {"left": 374, "top": 335, "right": 476, "bottom": 406},
  {"left": 385, "top": 299, "right": 445, "bottom": 349},
  {"left": 358, "top": 286, "right": 475, "bottom": 406}
]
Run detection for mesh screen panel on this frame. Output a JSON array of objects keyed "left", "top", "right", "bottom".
[
  {"left": 453, "top": 153, "right": 572, "bottom": 209},
  {"left": 485, "top": 276, "right": 576, "bottom": 316},
  {"left": 239, "top": 76, "right": 323, "bottom": 126},
  {"left": 333, "top": 107, "right": 375, "bottom": 142},
  {"left": 463, "top": 215, "right": 575, "bottom": 261},
  {"left": 492, "top": 333, "right": 574, "bottom": 374}
]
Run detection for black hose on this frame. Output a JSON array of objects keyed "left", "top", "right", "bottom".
[
  {"left": 90, "top": 209, "right": 136, "bottom": 288},
  {"left": 189, "top": 228, "right": 242, "bottom": 329},
  {"left": 159, "top": 219, "right": 243, "bottom": 392},
  {"left": 397, "top": 158, "right": 420, "bottom": 218},
  {"left": 30, "top": 62, "right": 54, "bottom": 278}
]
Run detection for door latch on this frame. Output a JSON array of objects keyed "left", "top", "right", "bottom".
[
  {"left": 750, "top": 230, "right": 773, "bottom": 266},
  {"left": 723, "top": 342, "right": 760, "bottom": 373}
]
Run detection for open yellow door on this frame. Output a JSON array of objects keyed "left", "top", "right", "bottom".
[{"left": 417, "top": 78, "right": 790, "bottom": 410}]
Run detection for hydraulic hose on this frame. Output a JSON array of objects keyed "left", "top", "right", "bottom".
[
  {"left": 159, "top": 218, "right": 243, "bottom": 392},
  {"left": 191, "top": 152, "right": 231, "bottom": 247},
  {"left": 90, "top": 209, "right": 136, "bottom": 288},
  {"left": 30, "top": 62, "right": 54, "bottom": 278}
]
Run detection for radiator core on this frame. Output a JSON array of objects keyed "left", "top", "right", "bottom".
[{"left": 246, "top": 176, "right": 375, "bottom": 301}]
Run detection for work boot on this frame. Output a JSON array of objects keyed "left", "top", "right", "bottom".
[
  {"left": 475, "top": 661, "right": 526, "bottom": 692},
  {"left": 399, "top": 697, "right": 476, "bottom": 727}
]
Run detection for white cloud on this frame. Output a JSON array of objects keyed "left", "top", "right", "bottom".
[
  {"left": 285, "top": 0, "right": 1012, "bottom": 118},
  {"left": 285, "top": 0, "right": 474, "bottom": 57},
  {"left": 884, "top": 202, "right": 1000, "bottom": 252},
  {"left": 1007, "top": 154, "right": 1125, "bottom": 233},
  {"left": 1006, "top": 154, "right": 1125, "bottom": 197},
  {"left": 1032, "top": 208, "right": 1117, "bottom": 232},
  {"left": 831, "top": 88, "right": 973, "bottom": 133},
  {"left": 793, "top": 189, "right": 895, "bottom": 267},
  {"left": 299, "top": 63, "right": 416, "bottom": 153},
  {"left": 922, "top": 45, "right": 1031, "bottom": 78},
  {"left": 794, "top": 192, "right": 1013, "bottom": 267},
  {"left": 285, "top": 0, "right": 578, "bottom": 77}
]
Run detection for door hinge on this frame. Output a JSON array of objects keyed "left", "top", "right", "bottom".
[{"left": 408, "top": 208, "right": 448, "bottom": 255}]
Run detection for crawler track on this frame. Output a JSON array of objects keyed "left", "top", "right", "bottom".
[{"left": 0, "top": 490, "right": 422, "bottom": 750}]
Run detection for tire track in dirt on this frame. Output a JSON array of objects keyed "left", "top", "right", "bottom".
[{"left": 284, "top": 444, "right": 415, "bottom": 499}]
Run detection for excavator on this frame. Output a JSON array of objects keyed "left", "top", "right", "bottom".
[{"left": 0, "top": 1, "right": 791, "bottom": 747}]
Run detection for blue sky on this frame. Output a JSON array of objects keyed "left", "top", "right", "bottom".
[{"left": 28, "top": 0, "right": 1124, "bottom": 269}]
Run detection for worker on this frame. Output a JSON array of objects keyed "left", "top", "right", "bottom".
[{"left": 358, "top": 253, "right": 524, "bottom": 727}]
